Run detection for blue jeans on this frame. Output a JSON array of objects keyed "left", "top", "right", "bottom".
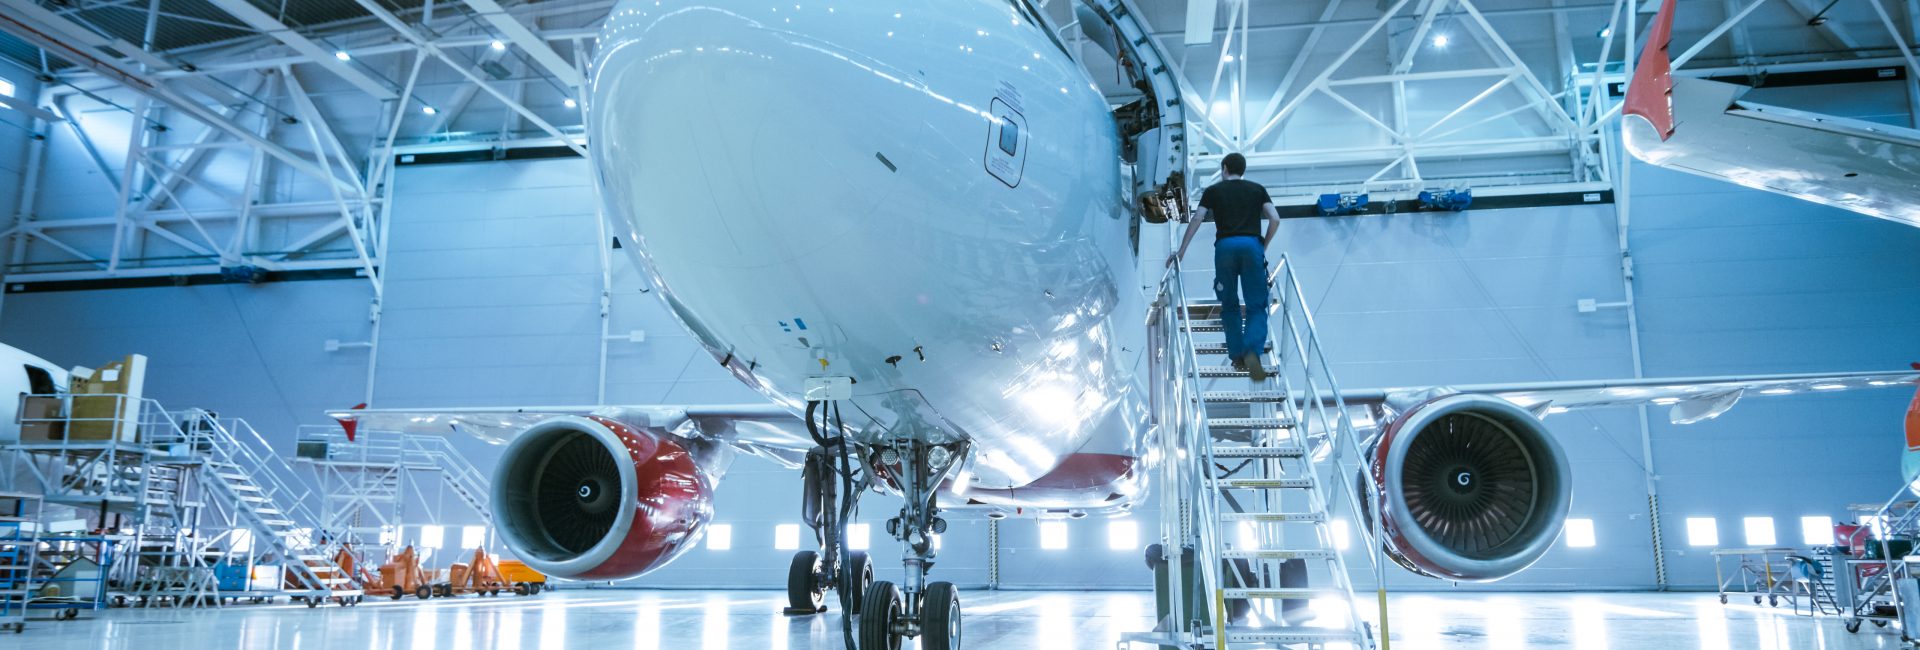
[{"left": 1213, "top": 236, "right": 1269, "bottom": 360}]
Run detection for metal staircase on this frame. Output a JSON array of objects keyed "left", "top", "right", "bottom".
[
  {"left": 1128, "top": 254, "right": 1389, "bottom": 649},
  {"left": 158, "top": 413, "right": 362, "bottom": 606},
  {"left": 293, "top": 427, "right": 494, "bottom": 566}
]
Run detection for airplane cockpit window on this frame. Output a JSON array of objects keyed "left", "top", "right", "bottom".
[
  {"left": 998, "top": 120, "right": 1020, "bottom": 156},
  {"left": 24, "top": 365, "right": 56, "bottom": 395}
]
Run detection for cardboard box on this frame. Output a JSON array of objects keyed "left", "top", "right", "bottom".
[
  {"left": 19, "top": 396, "right": 65, "bottom": 442},
  {"left": 68, "top": 355, "right": 146, "bottom": 441}
]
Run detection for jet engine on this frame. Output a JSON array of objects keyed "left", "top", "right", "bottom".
[
  {"left": 492, "top": 415, "right": 715, "bottom": 580},
  {"left": 1362, "top": 394, "right": 1572, "bottom": 581}
]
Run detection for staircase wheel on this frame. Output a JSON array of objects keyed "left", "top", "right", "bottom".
[
  {"left": 391, "top": 587, "right": 404, "bottom": 600},
  {"left": 416, "top": 585, "right": 432, "bottom": 600},
  {"left": 306, "top": 597, "right": 318, "bottom": 609}
]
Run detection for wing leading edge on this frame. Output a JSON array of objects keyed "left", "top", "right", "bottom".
[{"left": 1346, "top": 368, "right": 1920, "bottom": 425}]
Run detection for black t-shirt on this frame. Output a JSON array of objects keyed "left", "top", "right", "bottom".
[{"left": 1199, "top": 178, "right": 1272, "bottom": 242}]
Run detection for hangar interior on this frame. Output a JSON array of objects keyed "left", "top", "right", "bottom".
[{"left": 0, "top": 0, "right": 1917, "bottom": 648}]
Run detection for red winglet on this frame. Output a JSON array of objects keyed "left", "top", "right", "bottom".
[
  {"left": 335, "top": 403, "right": 367, "bottom": 442},
  {"left": 1624, "top": 0, "right": 1679, "bottom": 141},
  {"left": 1906, "top": 364, "right": 1920, "bottom": 452}
]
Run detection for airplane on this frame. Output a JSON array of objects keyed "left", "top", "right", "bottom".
[
  {"left": 0, "top": 344, "right": 70, "bottom": 443},
  {"left": 327, "top": 0, "right": 1920, "bottom": 648},
  {"left": 1623, "top": 0, "right": 1920, "bottom": 228}
]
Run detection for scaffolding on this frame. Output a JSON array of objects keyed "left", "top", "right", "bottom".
[
  {"left": 5, "top": 394, "right": 361, "bottom": 608},
  {"left": 292, "top": 426, "right": 492, "bottom": 569}
]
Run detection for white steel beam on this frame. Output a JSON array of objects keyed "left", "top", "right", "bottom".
[
  {"left": 1184, "top": 0, "right": 1220, "bottom": 45},
  {"left": 461, "top": 0, "right": 585, "bottom": 89},
  {"left": 202, "top": 0, "right": 398, "bottom": 100},
  {"left": 0, "top": 10, "right": 362, "bottom": 196},
  {"left": 351, "top": 0, "right": 588, "bottom": 157}
]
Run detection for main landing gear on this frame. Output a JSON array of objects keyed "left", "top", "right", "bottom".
[
  {"left": 786, "top": 446, "right": 873, "bottom": 615},
  {"left": 857, "top": 437, "right": 966, "bottom": 650}
]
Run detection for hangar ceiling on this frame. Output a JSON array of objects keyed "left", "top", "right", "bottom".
[{"left": 0, "top": 0, "right": 1916, "bottom": 284}]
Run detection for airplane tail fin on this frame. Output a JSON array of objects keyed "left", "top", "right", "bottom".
[
  {"left": 1907, "top": 363, "right": 1920, "bottom": 452},
  {"left": 1624, "top": 0, "right": 1679, "bottom": 141},
  {"left": 335, "top": 403, "right": 367, "bottom": 442}
]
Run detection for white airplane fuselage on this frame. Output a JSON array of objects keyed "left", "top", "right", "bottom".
[{"left": 592, "top": 0, "right": 1152, "bottom": 499}]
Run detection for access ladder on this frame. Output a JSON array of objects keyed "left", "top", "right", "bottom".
[{"left": 1126, "top": 253, "right": 1389, "bottom": 649}]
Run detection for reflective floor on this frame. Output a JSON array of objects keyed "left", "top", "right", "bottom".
[{"left": 8, "top": 589, "right": 1910, "bottom": 648}]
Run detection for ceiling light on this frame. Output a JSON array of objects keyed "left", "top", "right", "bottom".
[
  {"left": 1760, "top": 388, "right": 1792, "bottom": 395},
  {"left": 421, "top": 105, "right": 437, "bottom": 115},
  {"left": 490, "top": 40, "right": 507, "bottom": 51},
  {"left": 1221, "top": 54, "right": 1234, "bottom": 63},
  {"left": 1813, "top": 384, "right": 1846, "bottom": 390},
  {"left": 564, "top": 98, "right": 578, "bottom": 108},
  {"left": 334, "top": 50, "right": 352, "bottom": 61},
  {"left": 1597, "top": 27, "right": 1612, "bottom": 39},
  {"left": 1432, "top": 34, "right": 1449, "bottom": 48}
]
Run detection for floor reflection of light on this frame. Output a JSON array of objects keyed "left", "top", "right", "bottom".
[
  {"left": 1483, "top": 596, "right": 1524, "bottom": 650},
  {"left": 1392, "top": 595, "right": 1445, "bottom": 648},
  {"left": 1694, "top": 600, "right": 1730, "bottom": 650},
  {"left": 1755, "top": 616, "right": 1780, "bottom": 650},
  {"left": 453, "top": 607, "right": 473, "bottom": 649},
  {"left": 771, "top": 610, "right": 790, "bottom": 650},
  {"left": 540, "top": 597, "right": 567, "bottom": 648},
  {"left": 703, "top": 595, "right": 729, "bottom": 650},
  {"left": 1572, "top": 597, "right": 1608, "bottom": 650},
  {"left": 636, "top": 599, "right": 661, "bottom": 650},
  {"left": 497, "top": 604, "right": 522, "bottom": 650},
  {"left": 1038, "top": 594, "right": 1073, "bottom": 648},
  {"left": 411, "top": 602, "right": 439, "bottom": 649}
]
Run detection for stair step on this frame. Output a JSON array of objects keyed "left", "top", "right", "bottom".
[
  {"left": 1206, "top": 417, "right": 1294, "bottom": 430},
  {"left": 260, "top": 519, "right": 296, "bottom": 527},
  {"left": 1197, "top": 367, "right": 1278, "bottom": 378},
  {"left": 1184, "top": 319, "right": 1224, "bottom": 332},
  {"left": 1222, "top": 627, "right": 1362, "bottom": 644},
  {"left": 1210, "top": 446, "right": 1306, "bottom": 459},
  {"left": 1202, "top": 391, "right": 1290, "bottom": 403},
  {"left": 1221, "top": 512, "right": 1325, "bottom": 523},
  {"left": 1214, "top": 478, "right": 1313, "bottom": 490},
  {"left": 1221, "top": 549, "right": 1337, "bottom": 560},
  {"left": 1193, "top": 343, "right": 1272, "bottom": 355},
  {"left": 1222, "top": 587, "right": 1348, "bottom": 600},
  {"left": 295, "top": 555, "right": 330, "bottom": 562}
]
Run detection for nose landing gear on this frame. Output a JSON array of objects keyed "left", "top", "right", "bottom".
[
  {"left": 857, "top": 436, "right": 967, "bottom": 650},
  {"left": 785, "top": 445, "right": 874, "bottom": 615}
]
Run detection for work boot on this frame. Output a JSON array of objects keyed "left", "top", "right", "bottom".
[{"left": 1242, "top": 353, "right": 1267, "bottom": 382}]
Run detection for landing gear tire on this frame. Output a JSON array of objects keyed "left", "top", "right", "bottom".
[
  {"left": 858, "top": 581, "right": 902, "bottom": 650},
  {"left": 847, "top": 551, "right": 873, "bottom": 611},
  {"left": 921, "top": 582, "right": 961, "bottom": 650},
  {"left": 787, "top": 551, "right": 825, "bottom": 613}
]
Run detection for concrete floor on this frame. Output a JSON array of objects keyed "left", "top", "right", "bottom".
[{"left": 6, "top": 589, "right": 1909, "bottom": 648}]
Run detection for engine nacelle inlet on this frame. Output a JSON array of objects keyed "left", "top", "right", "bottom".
[
  {"left": 492, "top": 415, "right": 715, "bottom": 580},
  {"left": 1363, "top": 394, "right": 1572, "bottom": 582}
]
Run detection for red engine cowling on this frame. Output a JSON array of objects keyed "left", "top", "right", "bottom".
[
  {"left": 492, "top": 415, "right": 715, "bottom": 580},
  {"left": 1362, "top": 394, "right": 1573, "bottom": 582}
]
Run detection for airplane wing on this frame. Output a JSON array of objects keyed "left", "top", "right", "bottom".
[
  {"left": 1346, "top": 367, "right": 1920, "bottom": 425},
  {"left": 326, "top": 403, "right": 814, "bottom": 467},
  {"left": 1622, "top": 0, "right": 1920, "bottom": 228}
]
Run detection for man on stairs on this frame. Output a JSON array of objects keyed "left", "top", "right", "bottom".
[{"left": 1171, "top": 152, "right": 1280, "bottom": 381}]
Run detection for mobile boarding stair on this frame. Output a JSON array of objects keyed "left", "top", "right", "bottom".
[
  {"left": 8, "top": 396, "right": 360, "bottom": 608},
  {"left": 1123, "top": 254, "right": 1389, "bottom": 649},
  {"left": 292, "top": 426, "right": 494, "bottom": 568},
  {"left": 165, "top": 413, "right": 364, "bottom": 607}
]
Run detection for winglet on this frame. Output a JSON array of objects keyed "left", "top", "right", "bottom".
[
  {"left": 1624, "top": 0, "right": 1679, "bottom": 141},
  {"left": 1907, "top": 364, "right": 1920, "bottom": 452},
  {"left": 335, "top": 403, "right": 367, "bottom": 442}
]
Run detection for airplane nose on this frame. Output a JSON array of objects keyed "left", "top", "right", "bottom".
[{"left": 592, "top": 1, "right": 917, "bottom": 265}]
